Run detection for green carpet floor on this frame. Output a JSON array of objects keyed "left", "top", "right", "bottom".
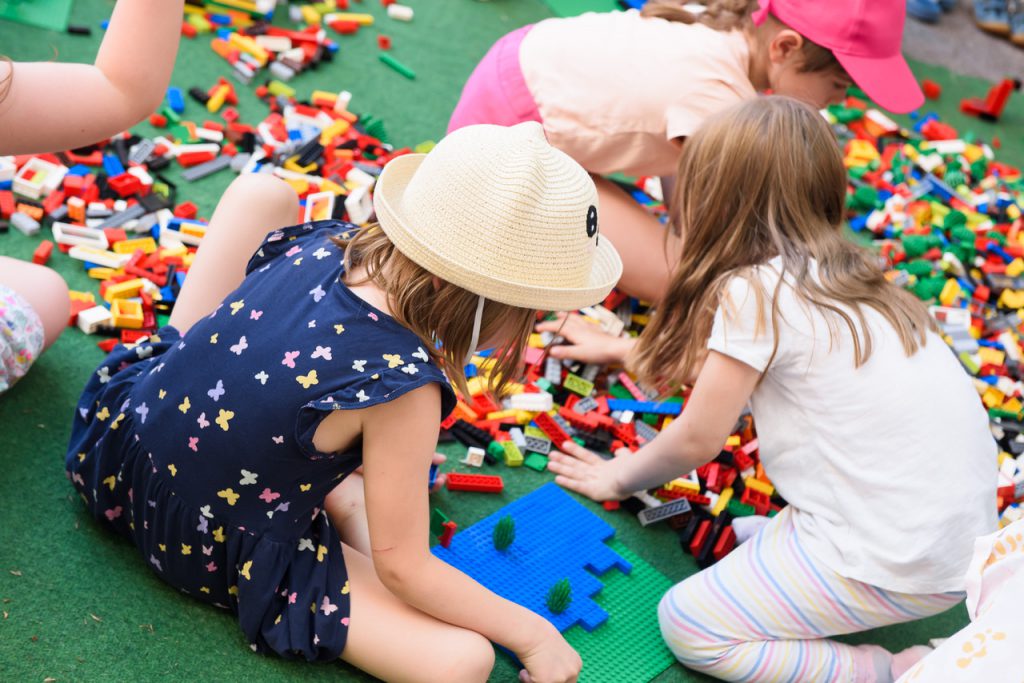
[{"left": 2, "top": 1, "right": 1022, "bottom": 681}]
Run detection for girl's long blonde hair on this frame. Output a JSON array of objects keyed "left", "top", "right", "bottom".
[
  {"left": 630, "top": 96, "right": 933, "bottom": 388},
  {"left": 641, "top": 0, "right": 844, "bottom": 75},
  {"left": 0, "top": 56, "right": 12, "bottom": 105},
  {"left": 334, "top": 226, "right": 535, "bottom": 400}
]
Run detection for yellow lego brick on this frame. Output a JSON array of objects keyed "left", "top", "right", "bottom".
[
  {"left": 999, "top": 289, "right": 1024, "bottom": 310},
  {"left": 487, "top": 410, "right": 518, "bottom": 421},
  {"left": 665, "top": 477, "right": 701, "bottom": 493},
  {"left": 711, "top": 487, "right": 733, "bottom": 517},
  {"left": 979, "top": 346, "right": 1007, "bottom": 367},
  {"left": 631, "top": 313, "right": 650, "bottom": 326},
  {"left": 112, "top": 237, "right": 157, "bottom": 255},
  {"left": 186, "top": 13, "right": 214, "bottom": 33},
  {"left": 982, "top": 386, "right": 1005, "bottom": 409},
  {"left": 319, "top": 119, "right": 350, "bottom": 146},
  {"left": 661, "top": 416, "right": 673, "bottom": 429},
  {"left": 938, "top": 278, "right": 961, "bottom": 307},
  {"left": 110, "top": 299, "right": 144, "bottom": 329},
  {"left": 725, "top": 435, "right": 741, "bottom": 448},
  {"left": 69, "top": 290, "right": 96, "bottom": 303},
  {"left": 744, "top": 478, "right": 775, "bottom": 497},
  {"left": 514, "top": 411, "right": 536, "bottom": 424},
  {"left": 160, "top": 244, "right": 188, "bottom": 259},
  {"left": 528, "top": 333, "right": 545, "bottom": 348},
  {"left": 104, "top": 278, "right": 146, "bottom": 302},
  {"left": 301, "top": 5, "right": 321, "bottom": 24},
  {"left": 228, "top": 32, "right": 269, "bottom": 65},
  {"left": 1008, "top": 259, "right": 1024, "bottom": 278},
  {"left": 524, "top": 426, "right": 546, "bottom": 440},
  {"left": 503, "top": 441, "right": 524, "bottom": 467},
  {"left": 1009, "top": 205, "right": 1021, "bottom": 221},
  {"left": 284, "top": 156, "right": 318, "bottom": 175},
  {"left": 1003, "top": 397, "right": 1022, "bottom": 415},
  {"left": 998, "top": 451, "right": 1013, "bottom": 468},
  {"left": 329, "top": 12, "right": 374, "bottom": 25},
  {"left": 182, "top": 252, "right": 196, "bottom": 268},
  {"left": 87, "top": 267, "right": 119, "bottom": 280},
  {"left": 207, "top": 85, "right": 229, "bottom": 114},
  {"left": 466, "top": 377, "right": 486, "bottom": 397}
]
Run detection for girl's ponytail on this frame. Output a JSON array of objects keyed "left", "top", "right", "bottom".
[{"left": 640, "top": 0, "right": 759, "bottom": 30}]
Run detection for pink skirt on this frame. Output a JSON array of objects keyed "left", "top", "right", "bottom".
[{"left": 448, "top": 24, "right": 543, "bottom": 133}]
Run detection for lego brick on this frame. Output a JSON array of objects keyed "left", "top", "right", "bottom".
[
  {"left": 445, "top": 473, "right": 503, "bottom": 494},
  {"left": 637, "top": 498, "right": 692, "bottom": 527},
  {"left": 523, "top": 452, "right": 549, "bottom": 472}
]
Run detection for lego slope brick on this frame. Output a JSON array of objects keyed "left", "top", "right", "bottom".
[
  {"left": 432, "top": 483, "right": 631, "bottom": 632},
  {"left": 565, "top": 540, "right": 676, "bottom": 683}
]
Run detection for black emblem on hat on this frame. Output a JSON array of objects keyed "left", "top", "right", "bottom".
[{"left": 586, "top": 205, "right": 598, "bottom": 245}]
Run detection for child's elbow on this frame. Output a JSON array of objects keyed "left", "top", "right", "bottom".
[{"left": 371, "top": 550, "right": 426, "bottom": 596}]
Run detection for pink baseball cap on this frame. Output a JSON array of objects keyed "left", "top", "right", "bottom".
[{"left": 752, "top": 0, "right": 924, "bottom": 113}]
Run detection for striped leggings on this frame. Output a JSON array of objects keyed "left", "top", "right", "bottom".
[{"left": 658, "top": 508, "right": 964, "bottom": 683}]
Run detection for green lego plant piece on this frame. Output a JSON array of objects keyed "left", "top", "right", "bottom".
[
  {"left": 493, "top": 515, "right": 515, "bottom": 552},
  {"left": 563, "top": 540, "right": 675, "bottom": 683},
  {"left": 523, "top": 452, "right": 549, "bottom": 472},
  {"left": 546, "top": 578, "right": 573, "bottom": 614},
  {"left": 430, "top": 508, "right": 450, "bottom": 537}
]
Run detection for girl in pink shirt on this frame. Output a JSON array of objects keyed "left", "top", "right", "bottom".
[{"left": 450, "top": 0, "right": 924, "bottom": 302}]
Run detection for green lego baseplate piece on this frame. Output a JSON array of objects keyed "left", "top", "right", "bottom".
[{"left": 564, "top": 539, "right": 677, "bottom": 683}]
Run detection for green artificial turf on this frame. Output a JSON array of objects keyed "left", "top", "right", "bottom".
[{"left": 2, "top": 1, "right": 1021, "bottom": 681}]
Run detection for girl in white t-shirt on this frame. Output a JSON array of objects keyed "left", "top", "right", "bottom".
[
  {"left": 548, "top": 96, "right": 997, "bottom": 683},
  {"left": 449, "top": 0, "right": 923, "bottom": 302}
]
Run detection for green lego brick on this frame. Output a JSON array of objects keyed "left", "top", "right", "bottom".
[
  {"left": 608, "top": 383, "right": 633, "bottom": 399},
  {"left": 726, "top": 499, "right": 757, "bottom": 518},
  {"left": 503, "top": 441, "right": 524, "bottom": 467},
  {"left": 523, "top": 452, "right": 549, "bottom": 472},
  {"left": 564, "top": 373, "right": 595, "bottom": 396},
  {"left": 564, "top": 540, "right": 676, "bottom": 683}
]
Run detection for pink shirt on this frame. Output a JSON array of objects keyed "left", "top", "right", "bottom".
[{"left": 519, "top": 10, "right": 756, "bottom": 177}]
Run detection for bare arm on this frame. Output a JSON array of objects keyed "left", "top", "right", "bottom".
[
  {"left": 361, "top": 385, "right": 581, "bottom": 683},
  {"left": 549, "top": 351, "right": 759, "bottom": 500},
  {"left": 0, "top": 0, "right": 184, "bottom": 154}
]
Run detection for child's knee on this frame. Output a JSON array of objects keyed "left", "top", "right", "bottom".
[
  {"left": 658, "top": 581, "right": 731, "bottom": 667},
  {"left": 227, "top": 173, "right": 298, "bottom": 219},
  {"left": 438, "top": 631, "right": 494, "bottom": 683}
]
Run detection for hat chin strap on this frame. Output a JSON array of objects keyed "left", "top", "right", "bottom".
[{"left": 465, "top": 295, "right": 486, "bottom": 367}]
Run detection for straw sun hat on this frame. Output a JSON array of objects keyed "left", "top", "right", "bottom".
[{"left": 372, "top": 122, "right": 622, "bottom": 312}]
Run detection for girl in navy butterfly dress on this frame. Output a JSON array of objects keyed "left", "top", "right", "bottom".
[{"left": 66, "top": 122, "right": 622, "bottom": 683}]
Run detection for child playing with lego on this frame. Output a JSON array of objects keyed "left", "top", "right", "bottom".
[
  {"left": 450, "top": 0, "right": 922, "bottom": 303},
  {"left": 66, "top": 122, "right": 622, "bottom": 682},
  {"left": 0, "top": 0, "right": 184, "bottom": 393},
  {"left": 547, "top": 96, "right": 997, "bottom": 683}
]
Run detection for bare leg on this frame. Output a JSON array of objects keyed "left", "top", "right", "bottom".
[
  {"left": 0, "top": 256, "right": 69, "bottom": 349},
  {"left": 593, "top": 176, "right": 679, "bottom": 303},
  {"left": 169, "top": 174, "right": 298, "bottom": 334},
  {"left": 339, "top": 542, "right": 496, "bottom": 683}
]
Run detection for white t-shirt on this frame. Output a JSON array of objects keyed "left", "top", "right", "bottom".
[{"left": 708, "top": 258, "right": 997, "bottom": 593}]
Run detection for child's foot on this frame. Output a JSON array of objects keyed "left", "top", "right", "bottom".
[
  {"left": 891, "top": 645, "right": 933, "bottom": 679},
  {"left": 908, "top": 0, "right": 942, "bottom": 22},
  {"left": 975, "top": 0, "right": 1011, "bottom": 35}
]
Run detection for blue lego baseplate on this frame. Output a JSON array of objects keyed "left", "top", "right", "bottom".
[{"left": 432, "top": 483, "right": 632, "bottom": 632}]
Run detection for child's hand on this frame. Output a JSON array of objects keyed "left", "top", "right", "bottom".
[
  {"left": 535, "top": 313, "right": 635, "bottom": 365},
  {"left": 516, "top": 621, "right": 582, "bottom": 683},
  {"left": 430, "top": 452, "right": 447, "bottom": 492},
  {"left": 548, "top": 441, "right": 630, "bottom": 502}
]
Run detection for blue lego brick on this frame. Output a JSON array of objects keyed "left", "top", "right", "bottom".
[
  {"left": 102, "top": 154, "right": 125, "bottom": 178},
  {"left": 605, "top": 399, "right": 682, "bottom": 416},
  {"left": 67, "top": 164, "right": 92, "bottom": 176},
  {"left": 428, "top": 463, "right": 439, "bottom": 489},
  {"left": 166, "top": 86, "right": 185, "bottom": 114},
  {"left": 433, "top": 483, "right": 631, "bottom": 633}
]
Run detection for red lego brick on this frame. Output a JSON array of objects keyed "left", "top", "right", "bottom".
[
  {"left": 921, "top": 79, "right": 942, "bottom": 100},
  {"left": 377, "top": 34, "right": 392, "bottom": 50},
  {"left": 32, "top": 240, "right": 53, "bottom": 265},
  {"left": 712, "top": 525, "right": 736, "bottom": 562},
  {"left": 438, "top": 520, "right": 457, "bottom": 548},
  {"left": 534, "top": 411, "right": 571, "bottom": 448},
  {"left": 446, "top": 473, "right": 504, "bottom": 494}
]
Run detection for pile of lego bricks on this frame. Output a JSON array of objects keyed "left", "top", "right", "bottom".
[
  {"left": 440, "top": 302, "right": 784, "bottom": 568},
  {"left": 826, "top": 89, "right": 1024, "bottom": 529}
]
